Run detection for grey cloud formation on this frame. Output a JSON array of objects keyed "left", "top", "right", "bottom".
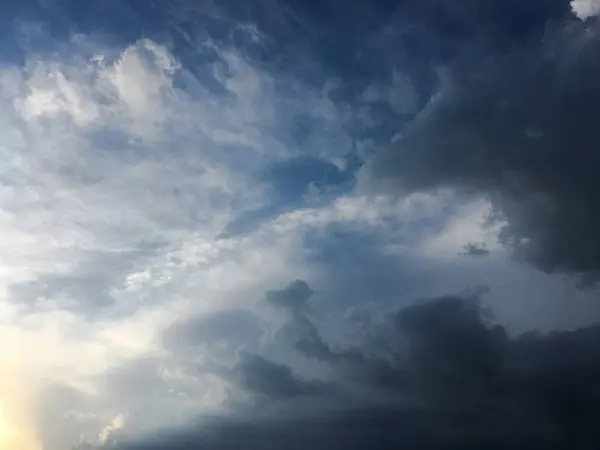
[
  {"left": 95, "top": 283, "right": 600, "bottom": 449},
  {"left": 218, "top": 351, "right": 329, "bottom": 400},
  {"left": 264, "top": 279, "right": 314, "bottom": 312},
  {"left": 163, "top": 309, "right": 264, "bottom": 357},
  {"left": 11, "top": 2, "right": 600, "bottom": 449},
  {"left": 462, "top": 242, "right": 490, "bottom": 258},
  {"left": 9, "top": 243, "right": 166, "bottom": 315},
  {"left": 267, "top": 282, "right": 403, "bottom": 390},
  {"left": 369, "top": 17, "right": 600, "bottom": 281}
]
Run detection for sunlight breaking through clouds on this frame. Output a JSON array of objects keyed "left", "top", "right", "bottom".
[
  {"left": 0, "top": 18, "right": 396, "bottom": 447},
  {"left": 1, "top": 2, "right": 600, "bottom": 449}
]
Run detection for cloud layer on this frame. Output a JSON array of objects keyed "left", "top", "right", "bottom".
[
  {"left": 100, "top": 285, "right": 600, "bottom": 449},
  {"left": 0, "top": 1, "right": 599, "bottom": 449},
  {"left": 369, "top": 14, "right": 600, "bottom": 281}
]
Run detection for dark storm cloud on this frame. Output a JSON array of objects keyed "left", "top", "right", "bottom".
[
  {"left": 215, "top": 351, "right": 329, "bottom": 400},
  {"left": 369, "top": 16, "right": 600, "bottom": 281},
  {"left": 269, "top": 283, "right": 406, "bottom": 391},
  {"left": 104, "top": 283, "right": 600, "bottom": 449},
  {"left": 114, "top": 408, "right": 558, "bottom": 450}
]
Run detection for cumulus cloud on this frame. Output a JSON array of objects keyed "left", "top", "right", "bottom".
[
  {"left": 216, "top": 351, "right": 330, "bottom": 401},
  {"left": 265, "top": 279, "right": 314, "bottom": 312},
  {"left": 0, "top": 16, "right": 368, "bottom": 449},
  {"left": 94, "top": 287, "right": 600, "bottom": 449},
  {"left": 368, "top": 16, "right": 600, "bottom": 281},
  {"left": 571, "top": 0, "right": 600, "bottom": 19},
  {"left": 95, "top": 414, "right": 126, "bottom": 446}
]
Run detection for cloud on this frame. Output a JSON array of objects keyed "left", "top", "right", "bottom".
[
  {"left": 164, "top": 309, "right": 264, "bottom": 355},
  {"left": 217, "top": 351, "right": 329, "bottom": 400},
  {"left": 4, "top": 2, "right": 600, "bottom": 449},
  {"left": 95, "top": 287, "right": 600, "bottom": 449},
  {"left": 367, "top": 16, "right": 600, "bottom": 281},
  {"left": 0, "top": 17, "right": 370, "bottom": 448},
  {"left": 361, "top": 69, "right": 419, "bottom": 115},
  {"left": 462, "top": 242, "right": 490, "bottom": 258},
  {"left": 572, "top": 0, "right": 600, "bottom": 19},
  {"left": 97, "top": 414, "right": 126, "bottom": 446},
  {"left": 265, "top": 279, "right": 314, "bottom": 312}
]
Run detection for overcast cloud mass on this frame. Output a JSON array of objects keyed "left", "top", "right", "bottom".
[{"left": 1, "top": 1, "right": 600, "bottom": 449}]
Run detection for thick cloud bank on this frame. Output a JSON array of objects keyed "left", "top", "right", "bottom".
[
  {"left": 370, "top": 17, "right": 600, "bottom": 281},
  {"left": 2, "top": 1, "right": 600, "bottom": 449},
  {"left": 92, "top": 283, "right": 600, "bottom": 449}
]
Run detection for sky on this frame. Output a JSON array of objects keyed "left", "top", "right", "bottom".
[{"left": 1, "top": 1, "right": 600, "bottom": 449}]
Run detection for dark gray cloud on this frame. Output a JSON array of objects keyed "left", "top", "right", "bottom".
[
  {"left": 462, "top": 242, "right": 490, "bottom": 257},
  {"left": 216, "top": 351, "right": 329, "bottom": 400},
  {"left": 112, "top": 407, "right": 559, "bottom": 450},
  {"left": 265, "top": 279, "right": 314, "bottom": 312},
  {"left": 100, "top": 283, "right": 600, "bottom": 449},
  {"left": 369, "top": 17, "right": 600, "bottom": 281}
]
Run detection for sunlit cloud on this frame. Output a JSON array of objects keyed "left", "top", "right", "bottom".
[
  {"left": 571, "top": 0, "right": 600, "bottom": 19},
  {"left": 0, "top": 2, "right": 599, "bottom": 449}
]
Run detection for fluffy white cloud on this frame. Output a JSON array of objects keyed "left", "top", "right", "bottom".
[
  {"left": 0, "top": 29, "right": 285, "bottom": 449},
  {"left": 571, "top": 0, "right": 600, "bottom": 19},
  {"left": 0, "top": 16, "right": 396, "bottom": 447}
]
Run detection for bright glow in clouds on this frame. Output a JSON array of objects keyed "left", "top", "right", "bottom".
[
  {"left": 571, "top": 0, "right": 600, "bottom": 19},
  {"left": 0, "top": 32, "right": 292, "bottom": 448},
  {"left": 0, "top": 371, "right": 40, "bottom": 450},
  {"left": 0, "top": 26, "right": 405, "bottom": 449},
  {"left": 1, "top": 9, "right": 597, "bottom": 450}
]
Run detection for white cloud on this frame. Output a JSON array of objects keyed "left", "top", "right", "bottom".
[
  {"left": 418, "top": 198, "right": 502, "bottom": 259},
  {"left": 96, "top": 414, "right": 126, "bottom": 445},
  {"left": 0, "top": 20, "right": 373, "bottom": 448},
  {"left": 0, "top": 34, "right": 260, "bottom": 449},
  {"left": 571, "top": 0, "right": 600, "bottom": 19}
]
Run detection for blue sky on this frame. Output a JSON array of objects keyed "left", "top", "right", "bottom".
[{"left": 0, "top": 1, "right": 600, "bottom": 449}]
